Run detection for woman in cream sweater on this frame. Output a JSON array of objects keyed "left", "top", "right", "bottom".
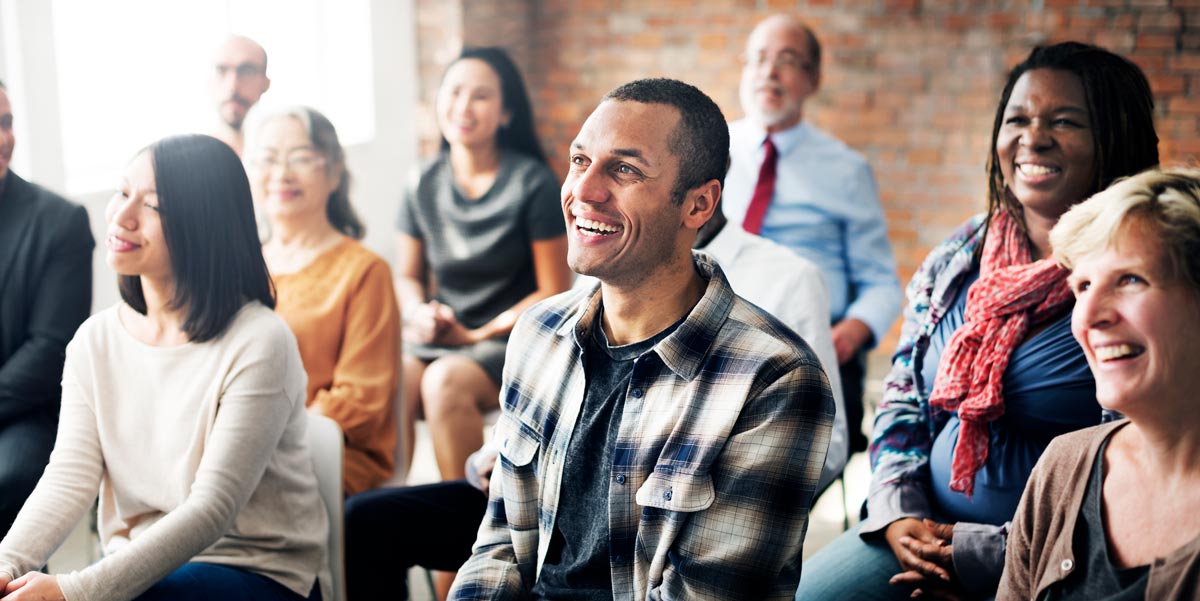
[{"left": 0, "top": 135, "right": 329, "bottom": 601}]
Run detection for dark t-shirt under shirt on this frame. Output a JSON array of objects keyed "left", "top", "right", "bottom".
[{"left": 531, "top": 313, "right": 680, "bottom": 600}]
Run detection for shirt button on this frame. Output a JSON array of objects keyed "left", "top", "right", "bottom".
[
  {"left": 631, "top": 388, "right": 643, "bottom": 398},
  {"left": 615, "top": 474, "right": 626, "bottom": 485},
  {"left": 1060, "top": 559, "right": 1073, "bottom": 572},
  {"left": 664, "top": 490, "right": 673, "bottom": 501},
  {"left": 614, "top": 554, "right": 624, "bottom": 563}
]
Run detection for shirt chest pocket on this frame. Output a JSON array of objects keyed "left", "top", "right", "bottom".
[
  {"left": 496, "top": 413, "right": 541, "bottom": 468},
  {"left": 635, "top": 471, "right": 715, "bottom": 512}
]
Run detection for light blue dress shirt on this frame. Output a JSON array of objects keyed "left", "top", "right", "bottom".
[{"left": 724, "top": 119, "right": 902, "bottom": 343}]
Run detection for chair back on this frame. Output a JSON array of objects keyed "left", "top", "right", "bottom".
[{"left": 307, "top": 413, "right": 346, "bottom": 601}]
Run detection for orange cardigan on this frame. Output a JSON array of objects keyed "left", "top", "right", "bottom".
[{"left": 273, "top": 239, "right": 400, "bottom": 495}]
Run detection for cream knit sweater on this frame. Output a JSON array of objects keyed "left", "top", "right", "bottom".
[{"left": 0, "top": 303, "right": 330, "bottom": 600}]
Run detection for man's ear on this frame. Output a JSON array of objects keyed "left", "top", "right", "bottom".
[{"left": 682, "top": 179, "right": 721, "bottom": 230}]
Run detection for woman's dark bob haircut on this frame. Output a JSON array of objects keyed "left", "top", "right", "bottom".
[
  {"left": 118, "top": 134, "right": 275, "bottom": 342},
  {"left": 439, "top": 46, "right": 548, "bottom": 165},
  {"left": 983, "top": 41, "right": 1159, "bottom": 241}
]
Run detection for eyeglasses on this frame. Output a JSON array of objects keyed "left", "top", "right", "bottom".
[
  {"left": 250, "top": 152, "right": 327, "bottom": 173},
  {"left": 741, "top": 51, "right": 814, "bottom": 73},
  {"left": 214, "top": 63, "right": 266, "bottom": 79}
]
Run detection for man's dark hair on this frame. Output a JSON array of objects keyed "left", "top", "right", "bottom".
[
  {"left": 439, "top": 46, "right": 548, "bottom": 165},
  {"left": 603, "top": 78, "right": 729, "bottom": 205},
  {"left": 119, "top": 134, "right": 275, "bottom": 342},
  {"left": 0, "top": 78, "right": 6, "bottom": 89},
  {"left": 983, "top": 41, "right": 1159, "bottom": 243}
]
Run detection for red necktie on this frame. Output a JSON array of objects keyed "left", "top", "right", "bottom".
[{"left": 742, "top": 136, "right": 777, "bottom": 235}]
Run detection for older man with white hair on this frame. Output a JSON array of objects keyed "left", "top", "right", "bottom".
[{"left": 724, "top": 14, "right": 901, "bottom": 459}]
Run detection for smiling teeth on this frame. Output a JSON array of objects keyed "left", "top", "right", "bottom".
[
  {"left": 1018, "top": 164, "right": 1059, "bottom": 176},
  {"left": 576, "top": 217, "right": 621, "bottom": 233},
  {"left": 1095, "top": 344, "right": 1143, "bottom": 361}
]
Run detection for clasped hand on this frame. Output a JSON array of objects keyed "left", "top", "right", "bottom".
[
  {"left": 0, "top": 572, "right": 64, "bottom": 600},
  {"left": 405, "top": 300, "right": 478, "bottom": 347},
  {"left": 885, "top": 518, "right": 964, "bottom": 600}
]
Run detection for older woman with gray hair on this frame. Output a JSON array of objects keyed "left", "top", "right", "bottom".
[
  {"left": 245, "top": 106, "right": 401, "bottom": 495},
  {"left": 999, "top": 167, "right": 1200, "bottom": 600}
]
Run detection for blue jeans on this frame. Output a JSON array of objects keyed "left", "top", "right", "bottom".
[
  {"left": 134, "top": 562, "right": 321, "bottom": 601},
  {"left": 796, "top": 524, "right": 914, "bottom": 601}
]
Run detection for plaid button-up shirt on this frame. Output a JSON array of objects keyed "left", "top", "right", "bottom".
[{"left": 451, "top": 252, "right": 834, "bottom": 600}]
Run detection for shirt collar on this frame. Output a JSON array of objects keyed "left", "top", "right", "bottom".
[
  {"left": 0, "top": 174, "right": 7, "bottom": 200},
  {"left": 700, "top": 222, "right": 746, "bottom": 268},
  {"left": 556, "top": 251, "right": 735, "bottom": 382},
  {"left": 745, "top": 119, "right": 808, "bottom": 157}
]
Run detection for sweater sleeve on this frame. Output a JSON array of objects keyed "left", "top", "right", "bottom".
[
  {"left": 54, "top": 319, "right": 300, "bottom": 601},
  {"left": 310, "top": 258, "right": 400, "bottom": 487},
  {"left": 0, "top": 335, "right": 104, "bottom": 582}
]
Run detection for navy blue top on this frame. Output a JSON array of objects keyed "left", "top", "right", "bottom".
[{"left": 923, "top": 268, "right": 1098, "bottom": 525}]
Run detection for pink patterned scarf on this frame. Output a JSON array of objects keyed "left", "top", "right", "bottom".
[{"left": 929, "top": 210, "right": 1073, "bottom": 497}]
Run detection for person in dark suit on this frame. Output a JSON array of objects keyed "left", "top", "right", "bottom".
[{"left": 0, "top": 80, "right": 94, "bottom": 538}]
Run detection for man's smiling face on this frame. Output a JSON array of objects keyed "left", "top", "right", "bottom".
[{"left": 561, "top": 99, "right": 689, "bottom": 287}]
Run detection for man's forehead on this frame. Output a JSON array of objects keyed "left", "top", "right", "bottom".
[
  {"left": 747, "top": 19, "right": 809, "bottom": 55},
  {"left": 574, "top": 100, "right": 678, "bottom": 154},
  {"left": 215, "top": 38, "right": 266, "bottom": 66}
]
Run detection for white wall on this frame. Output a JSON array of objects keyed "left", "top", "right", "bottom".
[{"left": 0, "top": 0, "right": 418, "bottom": 313}]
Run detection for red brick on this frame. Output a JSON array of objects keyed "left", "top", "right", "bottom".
[
  {"left": 907, "top": 149, "right": 943, "bottom": 166},
  {"left": 629, "top": 32, "right": 663, "bottom": 49},
  {"left": 1068, "top": 13, "right": 1107, "bottom": 29},
  {"left": 1165, "top": 138, "right": 1200, "bottom": 156},
  {"left": 1128, "top": 53, "right": 1167, "bottom": 70},
  {"left": 1169, "top": 98, "right": 1200, "bottom": 114},
  {"left": 1092, "top": 30, "right": 1136, "bottom": 51},
  {"left": 986, "top": 12, "right": 1021, "bottom": 28},
  {"left": 1136, "top": 33, "right": 1178, "bottom": 51},
  {"left": 697, "top": 33, "right": 728, "bottom": 51},
  {"left": 1137, "top": 9, "right": 1182, "bottom": 29},
  {"left": 945, "top": 14, "right": 974, "bottom": 30},
  {"left": 1149, "top": 74, "right": 1187, "bottom": 94}
]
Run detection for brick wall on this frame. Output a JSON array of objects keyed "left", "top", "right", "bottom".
[{"left": 414, "top": 0, "right": 1200, "bottom": 351}]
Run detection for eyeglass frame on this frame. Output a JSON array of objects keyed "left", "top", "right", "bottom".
[
  {"left": 249, "top": 150, "right": 328, "bottom": 174},
  {"left": 739, "top": 49, "right": 816, "bottom": 75},
  {"left": 214, "top": 62, "right": 267, "bottom": 80}
]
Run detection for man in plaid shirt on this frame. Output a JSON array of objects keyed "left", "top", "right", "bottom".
[{"left": 450, "top": 78, "right": 834, "bottom": 600}]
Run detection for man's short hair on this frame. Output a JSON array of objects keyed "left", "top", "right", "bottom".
[
  {"left": 603, "top": 78, "right": 729, "bottom": 205},
  {"left": 0, "top": 78, "right": 6, "bottom": 89}
]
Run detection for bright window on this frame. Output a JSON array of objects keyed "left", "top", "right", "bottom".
[{"left": 51, "top": 0, "right": 375, "bottom": 194}]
